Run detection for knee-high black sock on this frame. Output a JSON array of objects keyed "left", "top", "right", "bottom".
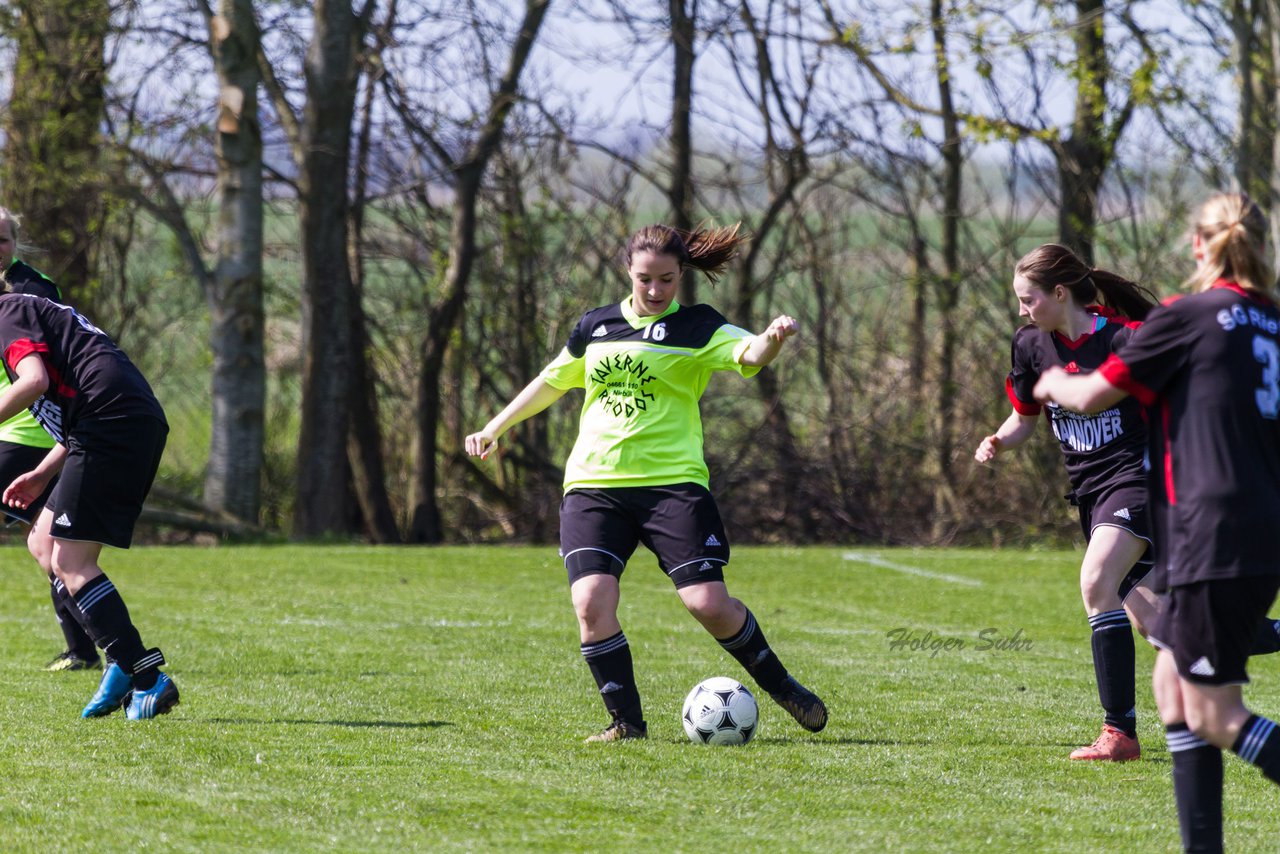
[
  {"left": 1089, "top": 609, "right": 1136, "bottom": 737},
  {"left": 50, "top": 577, "right": 97, "bottom": 659},
  {"left": 1231, "top": 714, "right": 1280, "bottom": 785},
  {"left": 1248, "top": 619, "right": 1280, "bottom": 656},
  {"left": 717, "top": 610, "right": 789, "bottom": 695},
  {"left": 71, "top": 574, "right": 162, "bottom": 689},
  {"left": 1167, "top": 724, "right": 1224, "bottom": 854},
  {"left": 581, "top": 631, "right": 643, "bottom": 726}
]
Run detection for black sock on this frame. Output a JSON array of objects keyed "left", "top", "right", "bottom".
[
  {"left": 717, "top": 609, "right": 789, "bottom": 695},
  {"left": 1248, "top": 619, "right": 1280, "bottom": 656},
  {"left": 581, "top": 631, "right": 643, "bottom": 727},
  {"left": 1231, "top": 714, "right": 1280, "bottom": 785},
  {"left": 71, "top": 574, "right": 161, "bottom": 689},
  {"left": 1167, "top": 724, "right": 1224, "bottom": 854},
  {"left": 1089, "top": 609, "right": 1136, "bottom": 737},
  {"left": 50, "top": 577, "right": 97, "bottom": 659}
]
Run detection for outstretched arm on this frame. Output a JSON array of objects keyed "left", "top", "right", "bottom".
[
  {"left": 5, "top": 443, "right": 67, "bottom": 509},
  {"left": 0, "top": 353, "right": 50, "bottom": 425},
  {"left": 465, "top": 377, "right": 569, "bottom": 460},
  {"left": 739, "top": 314, "right": 799, "bottom": 368},
  {"left": 1033, "top": 366, "right": 1128, "bottom": 414},
  {"left": 974, "top": 410, "right": 1039, "bottom": 463}
]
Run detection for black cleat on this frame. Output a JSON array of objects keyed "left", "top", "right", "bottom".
[
  {"left": 769, "top": 676, "right": 828, "bottom": 732},
  {"left": 46, "top": 650, "right": 101, "bottom": 672}
]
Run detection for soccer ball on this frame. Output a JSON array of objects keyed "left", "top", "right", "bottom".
[{"left": 681, "top": 677, "right": 758, "bottom": 745}]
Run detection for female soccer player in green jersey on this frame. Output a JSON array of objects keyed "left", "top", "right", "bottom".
[
  {"left": 466, "top": 222, "right": 827, "bottom": 742},
  {"left": 0, "top": 207, "right": 100, "bottom": 672}
]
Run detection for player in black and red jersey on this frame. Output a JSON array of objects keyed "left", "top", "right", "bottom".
[
  {"left": 0, "top": 291, "right": 178, "bottom": 720},
  {"left": 0, "top": 207, "right": 99, "bottom": 672},
  {"left": 1035, "top": 192, "right": 1280, "bottom": 852},
  {"left": 976, "top": 243, "right": 1166, "bottom": 761}
]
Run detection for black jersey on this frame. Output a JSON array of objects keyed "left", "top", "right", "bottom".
[
  {"left": 1100, "top": 282, "right": 1280, "bottom": 585},
  {"left": 0, "top": 293, "right": 166, "bottom": 442},
  {"left": 1006, "top": 309, "right": 1147, "bottom": 497},
  {"left": 4, "top": 260, "right": 61, "bottom": 302}
]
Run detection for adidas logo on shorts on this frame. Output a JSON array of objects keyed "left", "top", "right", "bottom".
[
  {"left": 704, "top": 534, "right": 721, "bottom": 547},
  {"left": 1112, "top": 507, "right": 1132, "bottom": 521},
  {"left": 1189, "top": 656, "right": 1217, "bottom": 677},
  {"left": 591, "top": 324, "right": 609, "bottom": 338},
  {"left": 54, "top": 513, "right": 72, "bottom": 527},
  {"left": 698, "top": 562, "right": 714, "bottom": 571}
]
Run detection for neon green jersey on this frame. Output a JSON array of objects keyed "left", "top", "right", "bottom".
[
  {"left": 540, "top": 298, "right": 759, "bottom": 491},
  {"left": 0, "top": 260, "right": 59, "bottom": 449}
]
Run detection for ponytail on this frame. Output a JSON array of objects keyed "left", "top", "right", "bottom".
[
  {"left": 1014, "top": 243, "right": 1156, "bottom": 320},
  {"left": 1186, "top": 192, "right": 1275, "bottom": 298},
  {"left": 624, "top": 222, "right": 749, "bottom": 283}
]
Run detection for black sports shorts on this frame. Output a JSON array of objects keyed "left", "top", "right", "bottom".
[
  {"left": 1075, "top": 481, "right": 1153, "bottom": 600},
  {"left": 0, "top": 440, "right": 57, "bottom": 525},
  {"left": 1149, "top": 576, "right": 1280, "bottom": 685},
  {"left": 559, "top": 483, "right": 730, "bottom": 588},
  {"left": 47, "top": 415, "right": 168, "bottom": 549}
]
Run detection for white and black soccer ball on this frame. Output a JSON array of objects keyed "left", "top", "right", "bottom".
[{"left": 681, "top": 677, "right": 758, "bottom": 745}]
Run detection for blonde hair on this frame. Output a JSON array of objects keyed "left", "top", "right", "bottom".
[
  {"left": 624, "top": 222, "right": 748, "bottom": 284},
  {"left": 0, "top": 207, "right": 20, "bottom": 256},
  {"left": 1186, "top": 192, "right": 1275, "bottom": 297}
]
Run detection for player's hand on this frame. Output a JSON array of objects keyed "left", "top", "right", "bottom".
[
  {"left": 4, "top": 469, "right": 49, "bottom": 509},
  {"left": 764, "top": 315, "right": 799, "bottom": 343},
  {"left": 1033, "top": 366, "right": 1067, "bottom": 404},
  {"left": 464, "top": 428, "right": 500, "bottom": 461},
  {"left": 974, "top": 435, "right": 1002, "bottom": 463}
]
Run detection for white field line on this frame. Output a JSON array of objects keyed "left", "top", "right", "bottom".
[{"left": 842, "top": 551, "right": 983, "bottom": 587}]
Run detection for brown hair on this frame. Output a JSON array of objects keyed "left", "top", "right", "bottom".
[
  {"left": 1186, "top": 192, "right": 1275, "bottom": 297},
  {"left": 1014, "top": 243, "right": 1157, "bottom": 321},
  {"left": 624, "top": 222, "right": 747, "bottom": 283}
]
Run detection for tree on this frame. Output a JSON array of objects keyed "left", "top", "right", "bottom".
[
  {"left": 202, "top": 0, "right": 267, "bottom": 524},
  {"left": 670, "top": 0, "right": 698, "bottom": 305},
  {"left": 401, "top": 0, "right": 551, "bottom": 543},
  {"left": 0, "top": 0, "right": 108, "bottom": 306},
  {"left": 254, "top": 0, "right": 378, "bottom": 538},
  {"left": 821, "top": 0, "right": 1158, "bottom": 262}
]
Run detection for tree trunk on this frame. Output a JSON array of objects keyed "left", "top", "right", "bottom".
[
  {"left": 1235, "top": 0, "right": 1260, "bottom": 196},
  {"left": 670, "top": 0, "right": 697, "bottom": 306},
  {"left": 407, "top": 0, "right": 550, "bottom": 543},
  {"left": 204, "top": 0, "right": 266, "bottom": 524},
  {"left": 1268, "top": 0, "right": 1280, "bottom": 253},
  {"left": 931, "top": 0, "right": 963, "bottom": 540},
  {"left": 293, "top": 0, "right": 370, "bottom": 538},
  {"left": 346, "top": 7, "right": 401, "bottom": 543},
  {"left": 1, "top": 0, "right": 107, "bottom": 308},
  {"left": 1058, "top": 0, "right": 1107, "bottom": 263}
]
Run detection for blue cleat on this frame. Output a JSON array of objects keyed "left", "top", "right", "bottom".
[
  {"left": 81, "top": 663, "right": 133, "bottom": 718},
  {"left": 125, "top": 672, "right": 179, "bottom": 720}
]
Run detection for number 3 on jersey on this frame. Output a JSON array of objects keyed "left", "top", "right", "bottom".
[{"left": 1255, "top": 334, "right": 1280, "bottom": 419}]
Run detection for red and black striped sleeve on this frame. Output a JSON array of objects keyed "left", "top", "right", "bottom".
[
  {"left": 1102, "top": 301, "right": 1190, "bottom": 406},
  {"left": 1005, "top": 326, "right": 1043, "bottom": 416}
]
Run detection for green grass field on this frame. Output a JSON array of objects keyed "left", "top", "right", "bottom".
[{"left": 1, "top": 545, "right": 1277, "bottom": 852}]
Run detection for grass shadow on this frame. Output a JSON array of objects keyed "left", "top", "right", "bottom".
[{"left": 207, "top": 717, "right": 452, "bottom": 730}]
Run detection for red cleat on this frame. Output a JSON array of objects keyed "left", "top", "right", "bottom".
[{"left": 1069, "top": 725, "right": 1141, "bottom": 761}]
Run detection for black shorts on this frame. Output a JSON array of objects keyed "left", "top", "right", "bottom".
[
  {"left": 0, "top": 440, "right": 57, "bottom": 524},
  {"left": 1149, "top": 576, "right": 1280, "bottom": 685},
  {"left": 1076, "top": 481, "right": 1153, "bottom": 600},
  {"left": 47, "top": 416, "right": 167, "bottom": 549},
  {"left": 559, "top": 483, "right": 730, "bottom": 588}
]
